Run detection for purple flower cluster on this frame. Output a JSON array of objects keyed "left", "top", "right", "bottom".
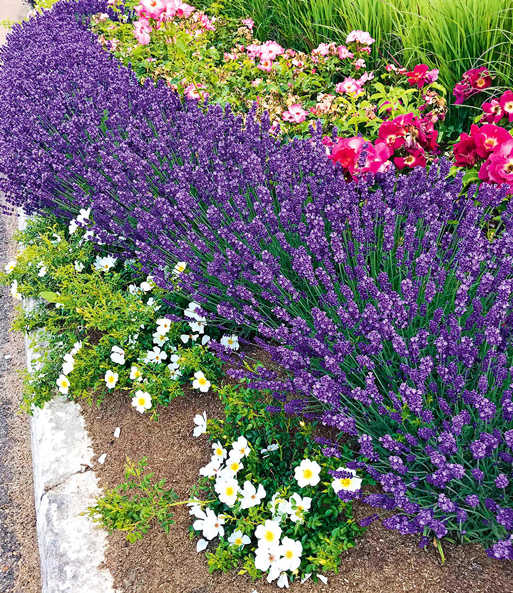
[{"left": 1, "top": 0, "right": 513, "bottom": 557}]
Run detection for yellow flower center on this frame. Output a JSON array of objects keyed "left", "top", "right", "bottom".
[
  {"left": 216, "top": 448, "right": 223, "bottom": 456},
  {"left": 63, "top": 380, "right": 68, "bottom": 387},
  {"left": 199, "top": 378, "right": 207, "bottom": 385},
  {"left": 235, "top": 538, "right": 242, "bottom": 545},
  {"left": 108, "top": 376, "right": 115, "bottom": 383},
  {"left": 340, "top": 478, "right": 352, "bottom": 488},
  {"left": 177, "top": 264, "right": 185, "bottom": 272},
  {"left": 264, "top": 531, "right": 275, "bottom": 542},
  {"left": 303, "top": 469, "right": 313, "bottom": 479},
  {"left": 286, "top": 550, "right": 294, "bottom": 559},
  {"left": 226, "top": 486, "right": 234, "bottom": 496},
  {"left": 230, "top": 462, "right": 239, "bottom": 471},
  {"left": 138, "top": 398, "right": 146, "bottom": 406}
]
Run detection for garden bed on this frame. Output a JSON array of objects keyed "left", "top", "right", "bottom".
[{"left": 81, "top": 385, "right": 513, "bottom": 593}]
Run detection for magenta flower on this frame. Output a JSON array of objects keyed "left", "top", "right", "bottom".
[{"left": 282, "top": 104, "right": 308, "bottom": 124}]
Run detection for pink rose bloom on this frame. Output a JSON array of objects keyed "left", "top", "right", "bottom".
[
  {"left": 480, "top": 140, "right": 513, "bottom": 188},
  {"left": 359, "top": 71, "right": 374, "bottom": 84},
  {"left": 199, "top": 13, "right": 215, "bottom": 30},
  {"left": 246, "top": 43, "right": 262, "bottom": 59},
  {"left": 251, "top": 78, "right": 262, "bottom": 87},
  {"left": 335, "top": 77, "right": 363, "bottom": 96},
  {"left": 313, "top": 43, "right": 331, "bottom": 56},
  {"left": 133, "top": 18, "right": 152, "bottom": 45},
  {"left": 354, "top": 58, "right": 366, "bottom": 70},
  {"left": 282, "top": 104, "right": 308, "bottom": 124},
  {"left": 258, "top": 57, "right": 273, "bottom": 72},
  {"left": 337, "top": 46, "right": 354, "bottom": 60},
  {"left": 262, "top": 40, "right": 284, "bottom": 60},
  {"left": 139, "top": 0, "right": 166, "bottom": 20},
  {"left": 346, "top": 30, "right": 375, "bottom": 45},
  {"left": 176, "top": 2, "right": 194, "bottom": 17},
  {"left": 224, "top": 52, "right": 237, "bottom": 61},
  {"left": 242, "top": 18, "right": 254, "bottom": 30},
  {"left": 292, "top": 58, "right": 304, "bottom": 69},
  {"left": 184, "top": 83, "right": 208, "bottom": 100}
]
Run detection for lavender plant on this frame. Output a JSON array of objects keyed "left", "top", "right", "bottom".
[{"left": 1, "top": 0, "right": 513, "bottom": 559}]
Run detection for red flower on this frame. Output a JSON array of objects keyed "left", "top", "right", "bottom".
[
  {"left": 499, "top": 90, "right": 513, "bottom": 123},
  {"left": 479, "top": 140, "right": 513, "bottom": 188},
  {"left": 394, "top": 149, "right": 426, "bottom": 169},
  {"left": 329, "top": 137, "right": 392, "bottom": 178},
  {"left": 482, "top": 99, "right": 504, "bottom": 124},
  {"left": 453, "top": 132, "right": 478, "bottom": 167},
  {"left": 472, "top": 123, "right": 511, "bottom": 159},
  {"left": 467, "top": 67, "right": 492, "bottom": 91},
  {"left": 378, "top": 122, "right": 405, "bottom": 149},
  {"left": 405, "top": 64, "right": 439, "bottom": 89}
]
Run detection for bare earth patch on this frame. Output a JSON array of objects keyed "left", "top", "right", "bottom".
[{"left": 81, "top": 387, "right": 513, "bottom": 593}]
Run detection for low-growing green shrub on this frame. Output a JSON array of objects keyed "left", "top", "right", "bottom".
[
  {"left": 0, "top": 215, "right": 222, "bottom": 413},
  {"left": 189, "top": 383, "right": 366, "bottom": 585},
  {"left": 86, "top": 457, "right": 179, "bottom": 542}
]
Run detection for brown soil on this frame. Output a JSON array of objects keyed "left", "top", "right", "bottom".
[{"left": 81, "top": 387, "right": 513, "bottom": 593}]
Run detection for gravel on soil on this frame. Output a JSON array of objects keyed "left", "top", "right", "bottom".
[
  {"left": 81, "top": 387, "right": 513, "bottom": 593},
  {"left": 0, "top": 211, "right": 40, "bottom": 593}
]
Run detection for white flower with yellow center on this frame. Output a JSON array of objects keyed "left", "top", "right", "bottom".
[
  {"left": 194, "top": 508, "right": 225, "bottom": 541},
  {"left": 74, "top": 261, "right": 85, "bottom": 273},
  {"left": 130, "top": 366, "right": 142, "bottom": 381},
  {"left": 255, "top": 546, "right": 282, "bottom": 580},
  {"left": 56, "top": 374, "right": 70, "bottom": 395},
  {"left": 104, "top": 370, "right": 119, "bottom": 390},
  {"left": 152, "top": 332, "right": 167, "bottom": 347},
  {"left": 145, "top": 346, "right": 167, "bottom": 364},
  {"left": 278, "top": 537, "right": 302, "bottom": 571},
  {"left": 193, "top": 411, "right": 207, "bottom": 437},
  {"left": 4, "top": 261, "right": 16, "bottom": 274},
  {"left": 240, "top": 481, "right": 266, "bottom": 509},
  {"left": 180, "top": 333, "right": 199, "bottom": 344},
  {"left": 131, "top": 390, "right": 152, "bottom": 413},
  {"left": 277, "top": 572, "right": 290, "bottom": 589},
  {"left": 156, "top": 318, "right": 172, "bottom": 335},
  {"left": 192, "top": 371, "right": 210, "bottom": 393},
  {"left": 231, "top": 435, "right": 251, "bottom": 458},
  {"left": 255, "top": 520, "right": 282, "bottom": 549},
  {"left": 220, "top": 334, "right": 240, "bottom": 351},
  {"left": 331, "top": 467, "right": 362, "bottom": 493},
  {"left": 228, "top": 530, "right": 251, "bottom": 548},
  {"left": 285, "top": 493, "right": 311, "bottom": 524},
  {"left": 172, "top": 261, "right": 187, "bottom": 276},
  {"left": 212, "top": 441, "right": 227, "bottom": 461},
  {"left": 10, "top": 280, "right": 21, "bottom": 300},
  {"left": 94, "top": 255, "right": 116, "bottom": 272},
  {"left": 219, "top": 451, "right": 244, "bottom": 478},
  {"left": 294, "top": 459, "right": 321, "bottom": 488},
  {"left": 62, "top": 353, "right": 75, "bottom": 376},
  {"left": 110, "top": 345, "right": 125, "bottom": 365},
  {"left": 214, "top": 477, "right": 239, "bottom": 507},
  {"left": 199, "top": 457, "right": 222, "bottom": 478},
  {"left": 189, "top": 320, "right": 206, "bottom": 334}
]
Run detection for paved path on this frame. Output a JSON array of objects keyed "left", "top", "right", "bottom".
[{"left": 0, "top": 3, "right": 41, "bottom": 592}]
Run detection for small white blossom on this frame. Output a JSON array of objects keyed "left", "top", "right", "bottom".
[
  {"left": 285, "top": 493, "right": 312, "bottom": 524},
  {"left": 255, "top": 547, "right": 282, "bottom": 580},
  {"left": 156, "top": 318, "right": 172, "bottom": 335},
  {"left": 331, "top": 467, "right": 362, "bottom": 493},
  {"left": 104, "top": 369, "right": 119, "bottom": 389},
  {"left": 70, "top": 341, "right": 82, "bottom": 356},
  {"left": 172, "top": 261, "right": 187, "bottom": 276},
  {"left": 131, "top": 390, "right": 152, "bottom": 413},
  {"left": 130, "top": 366, "right": 142, "bottom": 381},
  {"left": 189, "top": 320, "right": 206, "bottom": 334},
  {"left": 212, "top": 441, "right": 227, "bottom": 461},
  {"left": 294, "top": 459, "right": 321, "bottom": 488},
  {"left": 220, "top": 334, "right": 240, "bottom": 350},
  {"left": 110, "top": 345, "right": 125, "bottom": 365},
  {"left": 193, "top": 411, "right": 207, "bottom": 437},
  {"left": 10, "top": 280, "right": 21, "bottom": 300},
  {"left": 69, "top": 219, "right": 79, "bottom": 234},
  {"left": 94, "top": 255, "right": 116, "bottom": 272},
  {"left": 74, "top": 261, "right": 85, "bottom": 272},
  {"left": 255, "top": 520, "right": 282, "bottom": 549},
  {"left": 4, "top": 261, "right": 16, "bottom": 273},
  {"left": 62, "top": 353, "right": 75, "bottom": 376},
  {"left": 184, "top": 301, "right": 205, "bottom": 321},
  {"left": 192, "top": 371, "right": 210, "bottom": 393},
  {"left": 56, "top": 374, "right": 70, "bottom": 395},
  {"left": 128, "top": 284, "right": 140, "bottom": 294},
  {"left": 152, "top": 331, "right": 167, "bottom": 347},
  {"left": 231, "top": 436, "right": 251, "bottom": 458},
  {"left": 199, "top": 457, "right": 222, "bottom": 478},
  {"left": 215, "top": 477, "right": 239, "bottom": 507},
  {"left": 228, "top": 530, "right": 251, "bottom": 548},
  {"left": 240, "top": 481, "right": 266, "bottom": 509},
  {"left": 144, "top": 346, "right": 167, "bottom": 364},
  {"left": 194, "top": 508, "right": 224, "bottom": 541},
  {"left": 76, "top": 208, "right": 91, "bottom": 224}
]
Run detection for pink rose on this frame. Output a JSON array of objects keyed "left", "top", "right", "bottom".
[{"left": 282, "top": 104, "right": 308, "bottom": 124}]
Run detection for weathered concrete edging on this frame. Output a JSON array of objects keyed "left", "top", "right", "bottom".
[{"left": 19, "top": 212, "right": 117, "bottom": 593}]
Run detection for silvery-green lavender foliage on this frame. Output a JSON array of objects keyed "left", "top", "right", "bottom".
[{"left": 0, "top": 0, "right": 512, "bottom": 559}]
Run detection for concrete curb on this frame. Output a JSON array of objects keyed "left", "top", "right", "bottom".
[{"left": 19, "top": 212, "right": 117, "bottom": 593}]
